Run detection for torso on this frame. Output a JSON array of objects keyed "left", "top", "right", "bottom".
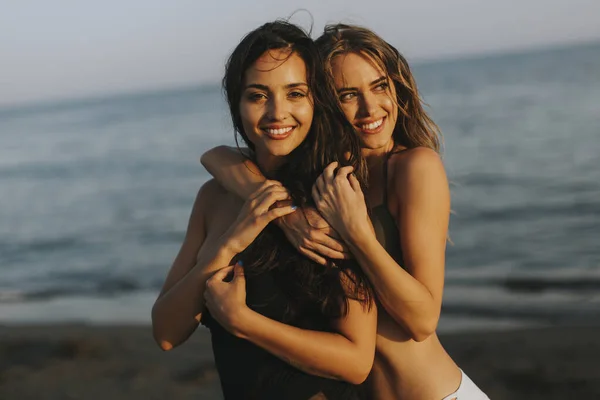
[
  {"left": 199, "top": 180, "right": 361, "bottom": 400},
  {"left": 365, "top": 149, "right": 462, "bottom": 400}
]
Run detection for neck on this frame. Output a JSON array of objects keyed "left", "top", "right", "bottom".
[
  {"left": 361, "top": 139, "right": 395, "bottom": 172},
  {"left": 255, "top": 150, "right": 285, "bottom": 177}
]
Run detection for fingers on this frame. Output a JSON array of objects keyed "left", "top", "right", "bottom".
[
  {"left": 254, "top": 187, "right": 291, "bottom": 214},
  {"left": 313, "top": 174, "right": 325, "bottom": 201},
  {"left": 348, "top": 173, "right": 361, "bottom": 192},
  {"left": 323, "top": 226, "right": 342, "bottom": 241},
  {"left": 322, "top": 162, "right": 338, "bottom": 184},
  {"left": 309, "top": 241, "right": 348, "bottom": 260},
  {"left": 249, "top": 180, "right": 285, "bottom": 201},
  {"left": 263, "top": 205, "right": 297, "bottom": 223},
  {"left": 311, "top": 182, "right": 321, "bottom": 207},
  {"left": 207, "top": 265, "right": 234, "bottom": 285},
  {"left": 233, "top": 263, "right": 246, "bottom": 287},
  {"left": 298, "top": 247, "right": 327, "bottom": 266},
  {"left": 312, "top": 231, "right": 347, "bottom": 253},
  {"left": 335, "top": 166, "right": 354, "bottom": 183},
  {"left": 303, "top": 230, "right": 352, "bottom": 259}
]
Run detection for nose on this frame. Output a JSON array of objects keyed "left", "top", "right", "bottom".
[
  {"left": 357, "top": 91, "right": 378, "bottom": 118},
  {"left": 265, "top": 94, "right": 287, "bottom": 121}
]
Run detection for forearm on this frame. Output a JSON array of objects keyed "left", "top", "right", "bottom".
[
  {"left": 236, "top": 310, "right": 373, "bottom": 384},
  {"left": 152, "top": 244, "right": 235, "bottom": 350},
  {"left": 348, "top": 233, "right": 439, "bottom": 340},
  {"left": 200, "top": 145, "right": 265, "bottom": 200}
]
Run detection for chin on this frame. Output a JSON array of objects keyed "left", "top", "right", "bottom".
[
  {"left": 360, "top": 133, "right": 393, "bottom": 150},
  {"left": 265, "top": 143, "right": 296, "bottom": 158}
]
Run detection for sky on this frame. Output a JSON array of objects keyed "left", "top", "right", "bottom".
[{"left": 1, "top": 0, "right": 599, "bottom": 107}]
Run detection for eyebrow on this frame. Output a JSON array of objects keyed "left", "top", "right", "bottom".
[
  {"left": 244, "top": 82, "right": 308, "bottom": 90},
  {"left": 337, "top": 76, "right": 387, "bottom": 92}
]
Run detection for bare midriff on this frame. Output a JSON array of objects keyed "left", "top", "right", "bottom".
[{"left": 366, "top": 310, "right": 462, "bottom": 400}]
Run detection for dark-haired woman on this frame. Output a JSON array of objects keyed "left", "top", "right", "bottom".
[
  {"left": 151, "top": 21, "right": 377, "bottom": 400},
  {"left": 202, "top": 24, "right": 490, "bottom": 400}
]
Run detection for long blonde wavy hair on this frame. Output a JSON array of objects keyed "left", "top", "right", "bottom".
[{"left": 316, "top": 23, "right": 442, "bottom": 153}]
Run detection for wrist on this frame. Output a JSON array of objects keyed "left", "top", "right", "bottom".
[
  {"left": 217, "top": 240, "right": 239, "bottom": 261},
  {"left": 230, "top": 306, "right": 256, "bottom": 339},
  {"left": 346, "top": 222, "right": 377, "bottom": 249},
  {"left": 218, "top": 227, "right": 246, "bottom": 257}
]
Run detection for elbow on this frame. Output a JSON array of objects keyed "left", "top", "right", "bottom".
[
  {"left": 385, "top": 302, "right": 439, "bottom": 342},
  {"left": 155, "top": 336, "right": 175, "bottom": 352},
  {"left": 349, "top": 369, "right": 371, "bottom": 385},
  {"left": 200, "top": 145, "right": 227, "bottom": 169},
  {"left": 347, "top": 362, "right": 372, "bottom": 385},
  {"left": 151, "top": 305, "right": 176, "bottom": 351},
  {"left": 151, "top": 328, "right": 173, "bottom": 352},
  {"left": 409, "top": 316, "right": 439, "bottom": 342},
  {"left": 151, "top": 324, "right": 178, "bottom": 352},
  {"left": 346, "top": 350, "right": 374, "bottom": 385}
]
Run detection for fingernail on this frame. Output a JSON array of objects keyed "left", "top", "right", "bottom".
[{"left": 291, "top": 205, "right": 297, "bottom": 210}]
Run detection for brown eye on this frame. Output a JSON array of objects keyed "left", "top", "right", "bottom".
[
  {"left": 374, "top": 82, "right": 389, "bottom": 91},
  {"left": 288, "top": 91, "right": 306, "bottom": 99},
  {"left": 248, "top": 92, "right": 267, "bottom": 101},
  {"left": 339, "top": 92, "right": 356, "bottom": 102}
]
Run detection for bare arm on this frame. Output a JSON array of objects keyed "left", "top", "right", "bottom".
[
  {"left": 152, "top": 180, "right": 296, "bottom": 351},
  {"left": 205, "top": 267, "right": 377, "bottom": 384},
  {"left": 200, "top": 145, "right": 264, "bottom": 199},
  {"left": 151, "top": 181, "right": 236, "bottom": 351},
  {"left": 239, "top": 297, "right": 376, "bottom": 384},
  {"left": 313, "top": 149, "right": 449, "bottom": 341},
  {"left": 201, "top": 145, "right": 350, "bottom": 264},
  {"left": 351, "top": 149, "right": 449, "bottom": 341}
]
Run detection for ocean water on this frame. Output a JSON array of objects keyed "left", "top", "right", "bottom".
[{"left": 1, "top": 42, "right": 599, "bottom": 331}]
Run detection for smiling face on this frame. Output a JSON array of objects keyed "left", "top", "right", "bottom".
[
  {"left": 330, "top": 52, "right": 398, "bottom": 153},
  {"left": 239, "top": 49, "right": 313, "bottom": 172}
]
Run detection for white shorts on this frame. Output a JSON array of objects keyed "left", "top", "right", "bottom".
[{"left": 441, "top": 369, "right": 490, "bottom": 400}]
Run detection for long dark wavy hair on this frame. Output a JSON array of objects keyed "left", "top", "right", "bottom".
[
  {"left": 223, "top": 20, "right": 372, "bottom": 323},
  {"left": 316, "top": 23, "right": 442, "bottom": 153}
]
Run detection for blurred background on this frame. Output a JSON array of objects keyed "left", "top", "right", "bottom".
[{"left": 1, "top": 1, "right": 599, "bottom": 399}]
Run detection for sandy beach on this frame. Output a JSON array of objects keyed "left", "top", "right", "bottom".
[{"left": 1, "top": 324, "right": 599, "bottom": 400}]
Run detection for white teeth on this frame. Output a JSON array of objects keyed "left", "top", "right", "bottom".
[
  {"left": 265, "top": 127, "right": 293, "bottom": 135},
  {"left": 360, "top": 119, "right": 383, "bottom": 131}
]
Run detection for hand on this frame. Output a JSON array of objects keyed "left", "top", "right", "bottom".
[
  {"left": 204, "top": 264, "right": 249, "bottom": 336},
  {"left": 277, "top": 207, "right": 351, "bottom": 265},
  {"left": 312, "top": 162, "right": 371, "bottom": 243},
  {"left": 224, "top": 181, "right": 297, "bottom": 254}
]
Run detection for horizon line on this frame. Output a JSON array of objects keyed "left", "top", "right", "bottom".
[{"left": 2, "top": 37, "right": 599, "bottom": 114}]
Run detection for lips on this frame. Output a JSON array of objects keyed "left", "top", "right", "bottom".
[
  {"left": 356, "top": 117, "right": 386, "bottom": 135},
  {"left": 261, "top": 126, "right": 295, "bottom": 140}
]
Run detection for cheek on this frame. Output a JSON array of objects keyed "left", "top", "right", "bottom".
[
  {"left": 239, "top": 103, "right": 259, "bottom": 130},
  {"left": 385, "top": 87, "right": 399, "bottom": 116},
  {"left": 340, "top": 103, "right": 356, "bottom": 122},
  {"left": 295, "top": 103, "right": 314, "bottom": 126},
  {"left": 381, "top": 94, "right": 396, "bottom": 112}
]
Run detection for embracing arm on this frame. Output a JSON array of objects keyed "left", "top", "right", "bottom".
[
  {"left": 200, "top": 145, "right": 264, "bottom": 199},
  {"left": 347, "top": 148, "right": 449, "bottom": 341},
  {"left": 206, "top": 268, "right": 377, "bottom": 384},
  {"left": 154, "top": 180, "right": 296, "bottom": 351},
  {"left": 201, "top": 145, "right": 349, "bottom": 264},
  {"left": 241, "top": 297, "right": 376, "bottom": 384},
  {"left": 151, "top": 181, "right": 236, "bottom": 351}
]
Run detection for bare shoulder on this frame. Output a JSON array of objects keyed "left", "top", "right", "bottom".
[
  {"left": 388, "top": 147, "right": 448, "bottom": 206},
  {"left": 198, "top": 178, "right": 230, "bottom": 199},
  {"left": 391, "top": 146, "right": 443, "bottom": 172},
  {"left": 192, "top": 179, "right": 241, "bottom": 225},
  {"left": 389, "top": 147, "right": 445, "bottom": 182},
  {"left": 194, "top": 179, "right": 226, "bottom": 211}
]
